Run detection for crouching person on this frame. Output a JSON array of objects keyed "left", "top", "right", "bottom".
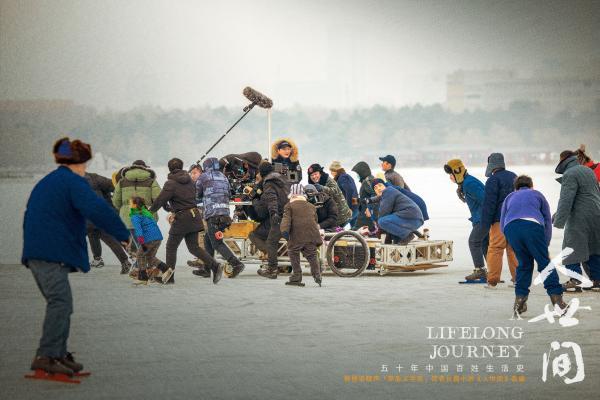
[
  {"left": 372, "top": 178, "right": 423, "bottom": 244},
  {"left": 129, "top": 196, "right": 168, "bottom": 283},
  {"left": 501, "top": 175, "right": 567, "bottom": 316},
  {"left": 281, "top": 184, "right": 323, "bottom": 287},
  {"left": 22, "top": 138, "right": 130, "bottom": 377}
]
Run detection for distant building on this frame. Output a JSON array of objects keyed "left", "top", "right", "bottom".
[{"left": 446, "top": 69, "right": 600, "bottom": 114}]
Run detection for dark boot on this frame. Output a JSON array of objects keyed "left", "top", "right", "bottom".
[
  {"left": 315, "top": 277, "right": 322, "bottom": 287},
  {"left": 513, "top": 296, "right": 528, "bottom": 318},
  {"left": 59, "top": 352, "right": 83, "bottom": 373},
  {"left": 583, "top": 280, "right": 600, "bottom": 291},
  {"left": 562, "top": 278, "right": 582, "bottom": 292},
  {"left": 120, "top": 260, "right": 132, "bottom": 275},
  {"left": 137, "top": 269, "right": 149, "bottom": 281},
  {"left": 30, "top": 356, "right": 74, "bottom": 376},
  {"left": 192, "top": 268, "right": 211, "bottom": 278},
  {"left": 550, "top": 294, "right": 569, "bottom": 316},
  {"left": 229, "top": 261, "right": 245, "bottom": 278},
  {"left": 285, "top": 281, "right": 305, "bottom": 287},
  {"left": 257, "top": 266, "right": 278, "bottom": 279},
  {"left": 398, "top": 233, "right": 416, "bottom": 245},
  {"left": 212, "top": 263, "right": 223, "bottom": 284},
  {"left": 465, "top": 268, "right": 487, "bottom": 281}
]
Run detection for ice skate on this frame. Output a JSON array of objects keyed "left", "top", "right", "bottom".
[
  {"left": 192, "top": 267, "right": 211, "bottom": 278},
  {"left": 285, "top": 280, "right": 305, "bottom": 287},
  {"left": 257, "top": 266, "right": 278, "bottom": 279},
  {"left": 187, "top": 259, "right": 204, "bottom": 268},
  {"left": 120, "top": 260, "right": 132, "bottom": 275},
  {"left": 562, "top": 278, "right": 582, "bottom": 293},
  {"left": 583, "top": 280, "right": 600, "bottom": 291},
  {"left": 212, "top": 263, "right": 224, "bottom": 284},
  {"left": 512, "top": 296, "right": 528, "bottom": 318},
  {"left": 90, "top": 257, "right": 104, "bottom": 269},
  {"left": 550, "top": 294, "right": 569, "bottom": 316},
  {"left": 462, "top": 268, "right": 487, "bottom": 283},
  {"left": 228, "top": 262, "right": 245, "bottom": 278},
  {"left": 315, "top": 277, "right": 322, "bottom": 287},
  {"left": 59, "top": 352, "right": 83, "bottom": 373},
  {"left": 161, "top": 268, "right": 175, "bottom": 284},
  {"left": 25, "top": 356, "right": 84, "bottom": 384}
]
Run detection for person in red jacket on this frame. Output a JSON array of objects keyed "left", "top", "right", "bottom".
[{"left": 575, "top": 145, "right": 600, "bottom": 183}]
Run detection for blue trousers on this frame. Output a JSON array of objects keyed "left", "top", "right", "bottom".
[
  {"left": 565, "top": 255, "right": 600, "bottom": 280},
  {"left": 504, "top": 219, "right": 562, "bottom": 297},
  {"left": 29, "top": 260, "right": 73, "bottom": 358},
  {"left": 378, "top": 215, "right": 422, "bottom": 241}
]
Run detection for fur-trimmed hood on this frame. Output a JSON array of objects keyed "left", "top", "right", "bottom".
[
  {"left": 121, "top": 165, "right": 156, "bottom": 182},
  {"left": 271, "top": 138, "right": 299, "bottom": 162}
]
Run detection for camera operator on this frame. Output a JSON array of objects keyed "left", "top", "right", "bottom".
[
  {"left": 271, "top": 139, "right": 302, "bottom": 186},
  {"left": 304, "top": 184, "right": 339, "bottom": 232},
  {"left": 220, "top": 152, "right": 262, "bottom": 198}
]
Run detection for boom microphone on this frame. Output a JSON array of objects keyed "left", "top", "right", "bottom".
[{"left": 243, "top": 87, "right": 273, "bottom": 109}]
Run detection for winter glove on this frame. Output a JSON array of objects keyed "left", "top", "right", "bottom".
[
  {"left": 281, "top": 231, "right": 290, "bottom": 240},
  {"left": 456, "top": 187, "right": 466, "bottom": 203},
  {"left": 270, "top": 214, "right": 282, "bottom": 226},
  {"left": 137, "top": 237, "right": 145, "bottom": 245}
]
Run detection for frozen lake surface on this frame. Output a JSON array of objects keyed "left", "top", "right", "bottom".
[{"left": 2, "top": 165, "right": 598, "bottom": 400}]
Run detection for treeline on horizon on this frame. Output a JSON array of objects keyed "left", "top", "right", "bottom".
[{"left": 1, "top": 100, "right": 599, "bottom": 170}]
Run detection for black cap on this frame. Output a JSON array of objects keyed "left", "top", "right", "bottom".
[
  {"left": 132, "top": 160, "right": 148, "bottom": 167},
  {"left": 379, "top": 155, "right": 396, "bottom": 167},
  {"left": 307, "top": 163, "right": 323, "bottom": 175},
  {"left": 277, "top": 141, "right": 292, "bottom": 150}
]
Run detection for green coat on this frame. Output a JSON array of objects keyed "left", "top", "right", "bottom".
[
  {"left": 324, "top": 176, "right": 352, "bottom": 226},
  {"left": 113, "top": 166, "right": 161, "bottom": 229}
]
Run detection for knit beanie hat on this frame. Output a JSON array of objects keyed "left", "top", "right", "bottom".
[
  {"left": 53, "top": 137, "right": 92, "bottom": 165},
  {"left": 288, "top": 183, "right": 305, "bottom": 198},
  {"left": 258, "top": 160, "right": 274, "bottom": 177},
  {"left": 485, "top": 153, "right": 506, "bottom": 177},
  {"left": 371, "top": 178, "right": 385, "bottom": 190},
  {"left": 444, "top": 159, "right": 467, "bottom": 184}
]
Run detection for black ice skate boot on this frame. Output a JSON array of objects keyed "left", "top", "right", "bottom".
[
  {"left": 257, "top": 265, "right": 278, "bottom": 279},
  {"left": 465, "top": 268, "right": 487, "bottom": 281},
  {"left": 512, "top": 296, "right": 528, "bottom": 318},
  {"left": 212, "top": 263, "right": 224, "bottom": 284},
  {"left": 90, "top": 256, "right": 104, "bottom": 268},
  {"left": 192, "top": 267, "right": 212, "bottom": 278},
  {"left": 314, "top": 276, "right": 322, "bottom": 287},
  {"left": 285, "top": 281, "right": 305, "bottom": 287},
  {"left": 59, "top": 352, "right": 83, "bottom": 373},
  {"left": 120, "top": 260, "right": 132, "bottom": 275},
  {"left": 229, "top": 261, "right": 245, "bottom": 278},
  {"left": 562, "top": 278, "right": 582, "bottom": 293},
  {"left": 30, "top": 356, "right": 74, "bottom": 376},
  {"left": 550, "top": 294, "right": 569, "bottom": 316}
]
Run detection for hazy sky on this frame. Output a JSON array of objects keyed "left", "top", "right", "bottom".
[{"left": 1, "top": 0, "right": 598, "bottom": 109}]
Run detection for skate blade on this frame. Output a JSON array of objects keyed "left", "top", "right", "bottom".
[
  {"left": 285, "top": 282, "right": 305, "bottom": 287},
  {"left": 74, "top": 371, "right": 91, "bottom": 377},
  {"left": 458, "top": 279, "right": 505, "bottom": 284},
  {"left": 25, "top": 369, "right": 81, "bottom": 384}
]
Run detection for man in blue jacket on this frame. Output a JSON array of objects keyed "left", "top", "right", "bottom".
[
  {"left": 196, "top": 158, "right": 245, "bottom": 278},
  {"left": 481, "top": 153, "right": 518, "bottom": 288},
  {"left": 445, "top": 159, "right": 488, "bottom": 281},
  {"left": 22, "top": 137, "right": 130, "bottom": 377},
  {"left": 371, "top": 179, "right": 424, "bottom": 244}
]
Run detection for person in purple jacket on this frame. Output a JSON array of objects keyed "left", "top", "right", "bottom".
[{"left": 500, "top": 175, "right": 567, "bottom": 318}]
